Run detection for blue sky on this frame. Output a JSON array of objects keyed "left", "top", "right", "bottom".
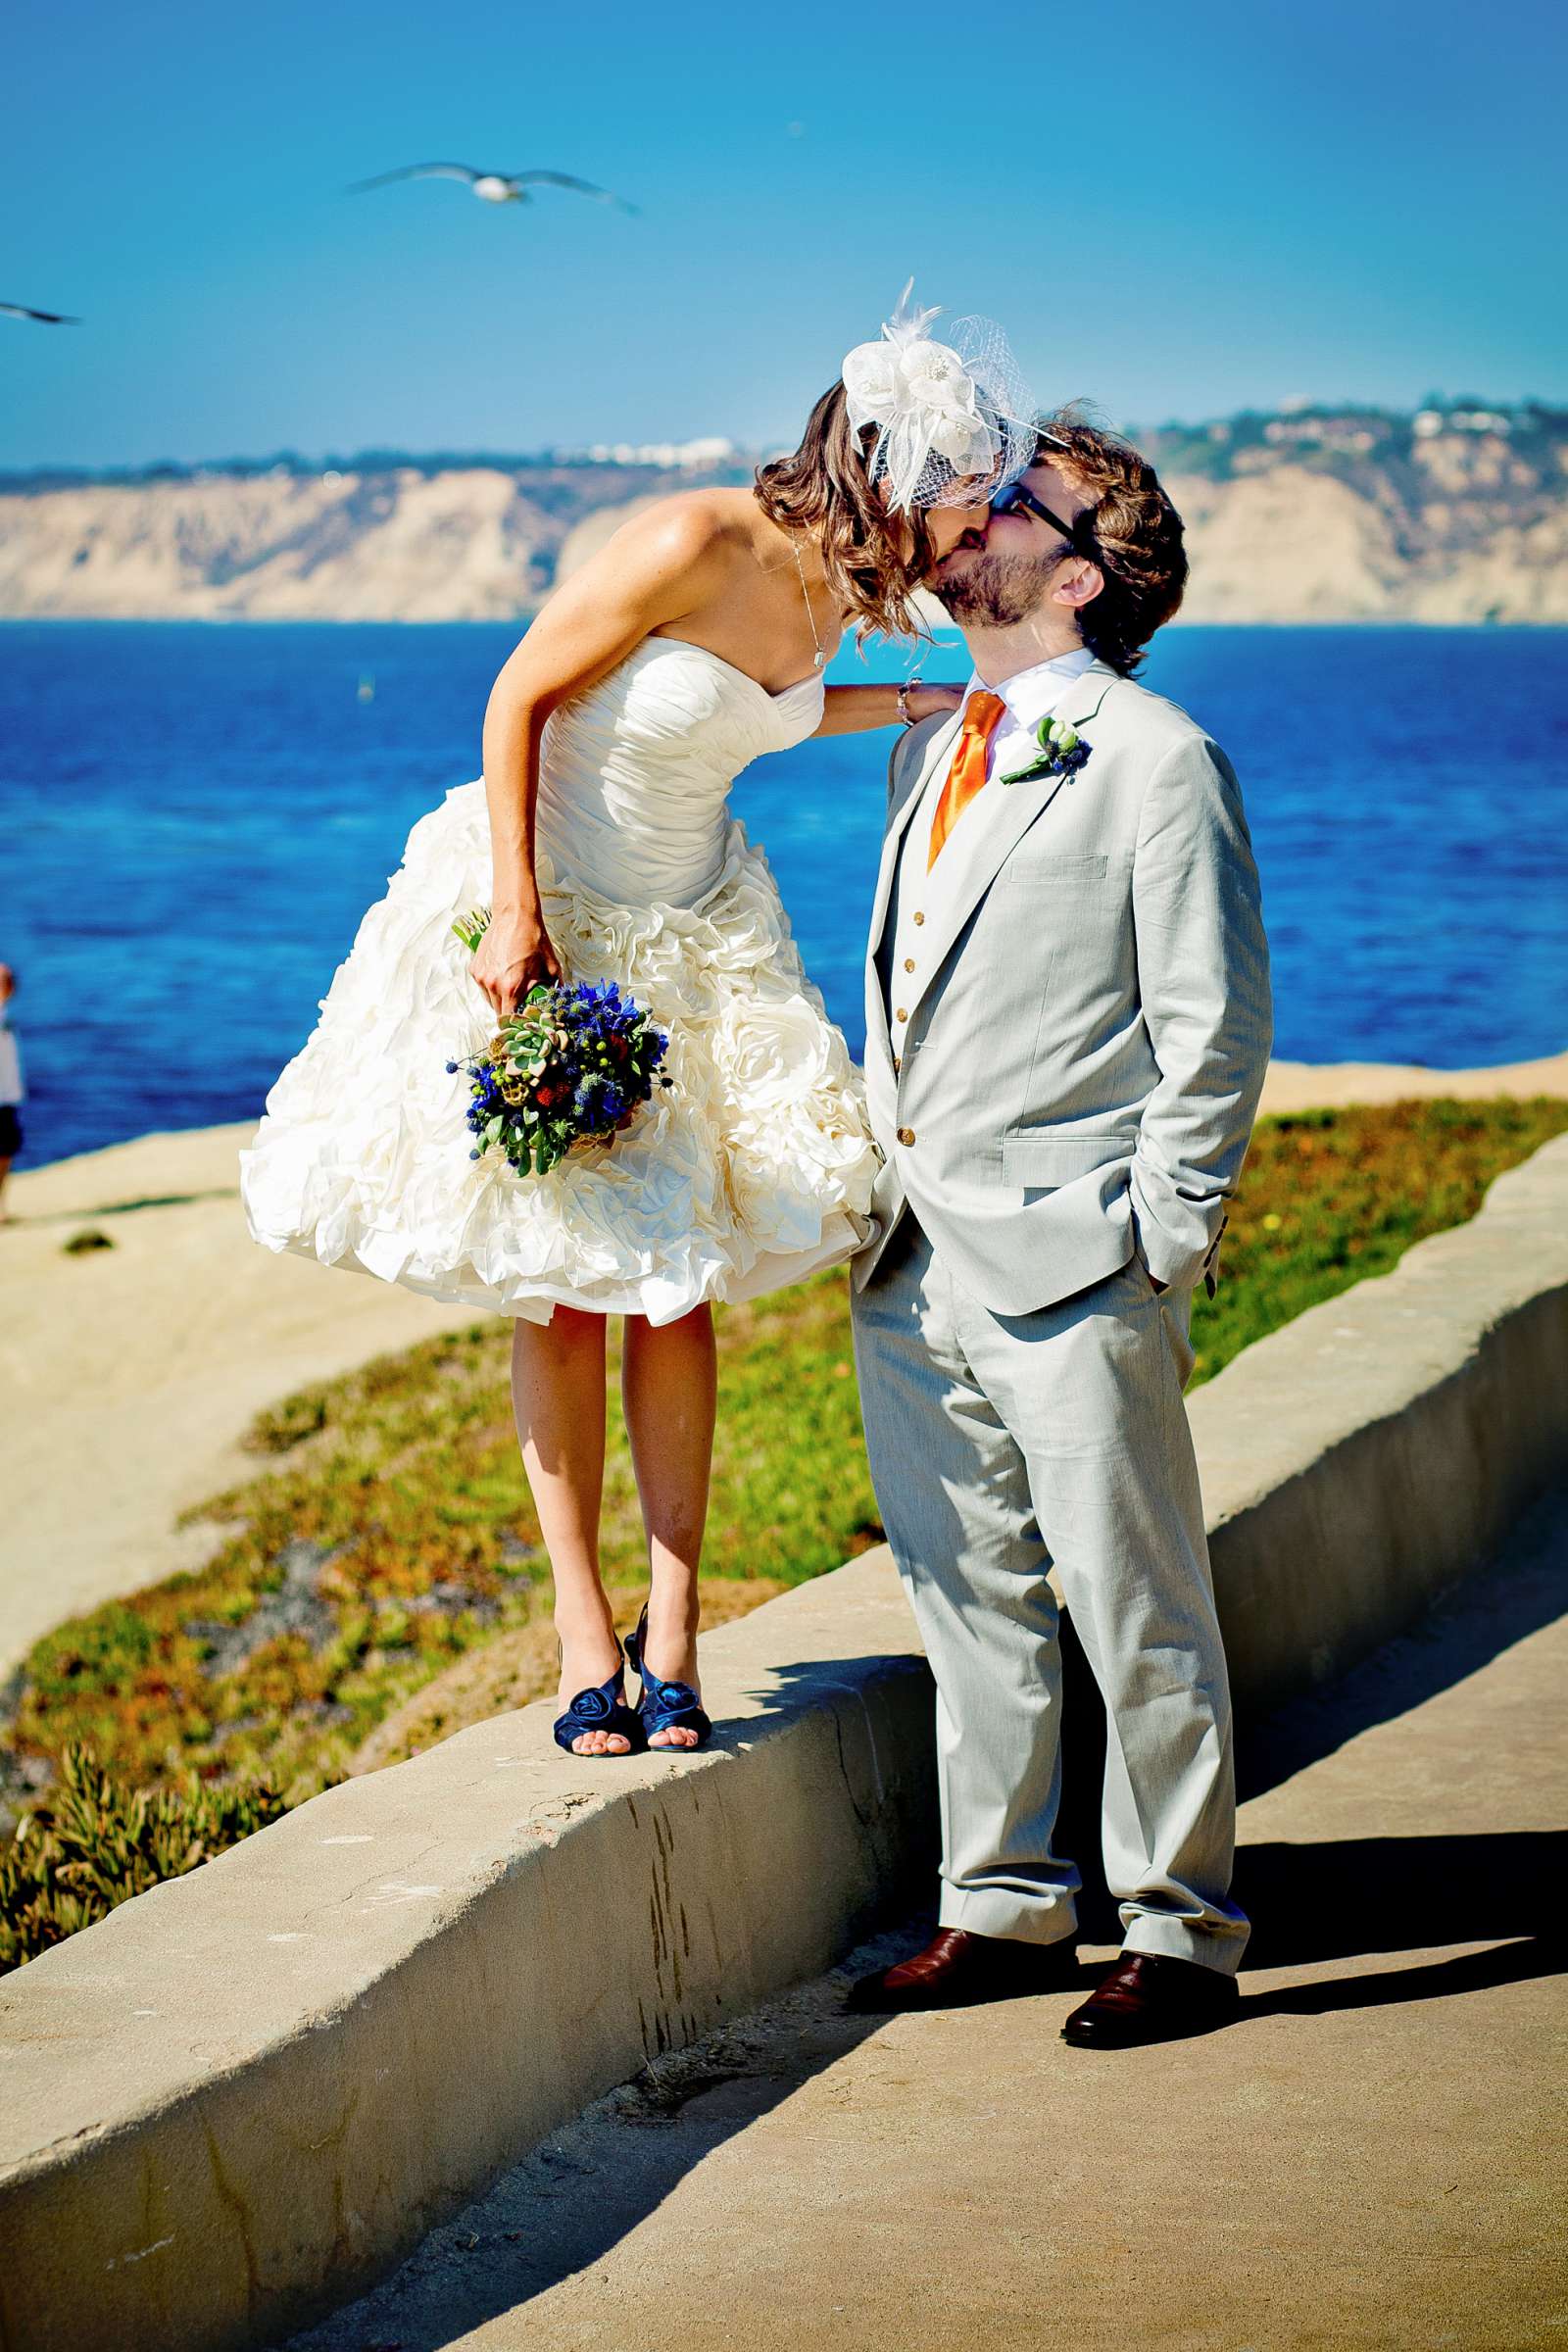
[{"left": 4, "top": 0, "right": 1564, "bottom": 466}]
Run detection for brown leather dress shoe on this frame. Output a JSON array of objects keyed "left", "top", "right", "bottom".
[
  {"left": 1061, "top": 1950, "right": 1240, "bottom": 2047},
  {"left": 847, "top": 1927, "right": 1079, "bottom": 2014}
]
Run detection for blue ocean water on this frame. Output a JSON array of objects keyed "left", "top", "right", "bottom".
[{"left": 1, "top": 620, "right": 1564, "bottom": 1169}]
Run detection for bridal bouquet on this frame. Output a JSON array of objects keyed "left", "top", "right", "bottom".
[{"left": 450, "top": 908, "right": 670, "bottom": 1176}]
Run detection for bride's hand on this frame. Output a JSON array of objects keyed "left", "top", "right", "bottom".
[
  {"left": 469, "top": 905, "right": 562, "bottom": 1018},
  {"left": 907, "top": 681, "right": 965, "bottom": 722}
]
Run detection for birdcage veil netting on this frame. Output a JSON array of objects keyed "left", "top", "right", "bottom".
[{"left": 840, "top": 284, "right": 1038, "bottom": 514}]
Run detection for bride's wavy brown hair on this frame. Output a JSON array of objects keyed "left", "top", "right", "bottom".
[{"left": 754, "top": 383, "right": 934, "bottom": 642}]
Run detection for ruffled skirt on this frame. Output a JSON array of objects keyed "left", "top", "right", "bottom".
[{"left": 239, "top": 782, "right": 879, "bottom": 1323}]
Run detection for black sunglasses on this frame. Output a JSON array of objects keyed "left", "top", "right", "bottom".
[{"left": 989, "top": 478, "right": 1092, "bottom": 548}]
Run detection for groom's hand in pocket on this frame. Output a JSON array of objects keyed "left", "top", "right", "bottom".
[{"left": 1132, "top": 1237, "right": 1167, "bottom": 1296}]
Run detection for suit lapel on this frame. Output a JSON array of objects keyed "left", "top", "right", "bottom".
[{"left": 904, "top": 662, "right": 1119, "bottom": 1029}]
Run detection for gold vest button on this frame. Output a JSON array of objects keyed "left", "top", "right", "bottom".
[
  {"left": 893, "top": 1055, "right": 902, "bottom": 1075},
  {"left": 894, "top": 1007, "right": 907, "bottom": 1023},
  {"left": 897, "top": 1127, "right": 915, "bottom": 1147},
  {"left": 903, "top": 957, "right": 915, "bottom": 972},
  {"left": 912, "top": 910, "right": 925, "bottom": 925}
]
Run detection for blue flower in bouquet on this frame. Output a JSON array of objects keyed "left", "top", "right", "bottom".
[{"left": 448, "top": 912, "right": 672, "bottom": 1178}]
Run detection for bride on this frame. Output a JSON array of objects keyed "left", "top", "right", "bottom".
[{"left": 241, "top": 289, "right": 1036, "bottom": 1760}]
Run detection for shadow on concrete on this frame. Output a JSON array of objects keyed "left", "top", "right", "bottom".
[
  {"left": 1235, "top": 1829, "right": 1565, "bottom": 2037},
  {"left": 1235, "top": 1482, "right": 1568, "bottom": 1804},
  {"left": 279, "top": 1983, "right": 911, "bottom": 2352},
  {"left": 1242, "top": 1934, "right": 1560, "bottom": 2018},
  {"left": 1238, "top": 1832, "right": 1566, "bottom": 1969},
  {"left": 1051, "top": 1483, "right": 1568, "bottom": 1944},
  {"left": 281, "top": 1494, "right": 1568, "bottom": 2349}
]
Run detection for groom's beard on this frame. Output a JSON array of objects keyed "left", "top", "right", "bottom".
[{"left": 937, "top": 545, "right": 1064, "bottom": 626}]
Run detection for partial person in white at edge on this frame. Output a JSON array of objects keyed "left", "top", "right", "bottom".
[{"left": 0, "top": 964, "right": 24, "bottom": 1224}]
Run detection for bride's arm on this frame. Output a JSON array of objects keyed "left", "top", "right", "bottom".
[
  {"left": 812, "top": 681, "right": 963, "bottom": 738},
  {"left": 472, "top": 501, "right": 730, "bottom": 1016}
]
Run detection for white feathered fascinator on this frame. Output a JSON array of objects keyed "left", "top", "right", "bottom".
[{"left": 841, "top": 280, "right": 1039, "bottom": 515}]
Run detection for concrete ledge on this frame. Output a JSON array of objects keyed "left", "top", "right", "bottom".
[
  {"left": 0, "top": 1577, "right": 934, "bottom": 2352},
  {"left": 1194, "top": 1130, "right": 1568, "bottom": 1708},
  {"left": 3, "top": 1133, "right": 1566, "bottom": 2351}
]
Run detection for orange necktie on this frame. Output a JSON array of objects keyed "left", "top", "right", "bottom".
[{"left": 927, "top": 690, "right": 1007, "bottom": 869}]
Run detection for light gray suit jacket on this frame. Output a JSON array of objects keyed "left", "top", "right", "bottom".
[{"left": 854, "top": 657, "right": 1272, "bottom": 1311}]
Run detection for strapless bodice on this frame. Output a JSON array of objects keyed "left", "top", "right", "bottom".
[
  {"left": 533, "top": 636, "right": 825, "bottom": 907},
  {"left": 241, "top": 624, "right": 874, "bottom": 1327}
]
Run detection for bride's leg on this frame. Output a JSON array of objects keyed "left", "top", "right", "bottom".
[
  {"left": 621, "top": 1305, "right": 717, "bottom": 1748},
  {"left": 512, "top": 1306, "right": 627, "bottom": 1756}
]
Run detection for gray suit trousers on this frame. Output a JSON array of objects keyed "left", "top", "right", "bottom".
[{"left": 852, "top": 1216, "right": 1249, "bottom": 1976}]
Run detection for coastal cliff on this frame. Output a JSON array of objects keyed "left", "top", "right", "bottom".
[{"left": 1, "top": 404, "right": 1562, "bottom": 624}]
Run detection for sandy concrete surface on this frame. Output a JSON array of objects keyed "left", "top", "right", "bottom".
[
  {"left": 2, "top": 1044, "right": 1562, "bottom": 1680},
  {"left": 1258, "top": 1047, "right": 1568, "bottom": 1114},
  {"left": 279, "top": 1486, "right": 1568, "bottom": 2352},
  {"left": 0, "top": 1126, "right": 482, "bottom": 1681}
]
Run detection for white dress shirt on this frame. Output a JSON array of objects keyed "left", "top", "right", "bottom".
[
  {"left": 885, "top": 647, "right": 1095, "bottom": 1065},
  {"left": 0, "top": 1013, "right": 22, "bottom": 1108}
]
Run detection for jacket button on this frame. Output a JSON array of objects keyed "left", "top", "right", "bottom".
[
  {"left": 903, "top": 957, "right": 915, "bottom": 972},
  {"left": 897, "top": 1126, "right": 915, "bottom": 1147},
  {"left": 913, "top": 911, "right": 926, "bottom": 926}
]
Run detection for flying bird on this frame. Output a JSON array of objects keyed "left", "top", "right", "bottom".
[
  {"left": 1, "top": 303, "right": 80, "bottom": 325},
  {"left": 346, "top": 163, "right": 637, "bottom": 213}
]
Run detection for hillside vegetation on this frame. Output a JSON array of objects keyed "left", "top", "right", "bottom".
[
  {"left": 1, "top": 403, "right": 1562, "bottom": 623},
  {"left": 4, "top": 1093, "right": 1563, "bottom": 1818}
]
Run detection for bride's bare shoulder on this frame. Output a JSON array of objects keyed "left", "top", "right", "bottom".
[
  {"left": 602, "top": 482, "right": 747, "bottom": 564},
  {"left": 557, "top": 482, "right": 752, "bottom": 612}
]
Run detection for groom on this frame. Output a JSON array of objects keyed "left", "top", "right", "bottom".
[{"left": 849, "top": 413, "right": 1272, "bottom": 2044}]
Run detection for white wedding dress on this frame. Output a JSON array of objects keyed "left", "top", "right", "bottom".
[{"left": 240, "top": 637, "right": 880, "bottom": 1323}]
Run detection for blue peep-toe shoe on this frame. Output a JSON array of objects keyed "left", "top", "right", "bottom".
[
  {"left": 553, "top": 1640, "right": 648, "bottom": 1757},
  {"left": 625, "top": 1603, "right": 713, "bottom": 1750}
]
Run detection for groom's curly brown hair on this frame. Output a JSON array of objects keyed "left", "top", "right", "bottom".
[{"left": 1038, "top": 410, "right": 1188, "bottom": 677}]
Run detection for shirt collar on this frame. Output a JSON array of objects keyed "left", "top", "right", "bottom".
[{"left": 962, "top": 646, "right": 1094, "bottom": 733}]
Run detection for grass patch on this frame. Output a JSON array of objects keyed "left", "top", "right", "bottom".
[
  {"left": 1181, "top": 1096, "right": 1568, "bottom": 1381},
  {"left": 4, "top": 1097, "right": 1564, "bottom": 1839},
  {"left": 1, "top": 1743, "right": 287, "bottom": 1974}
]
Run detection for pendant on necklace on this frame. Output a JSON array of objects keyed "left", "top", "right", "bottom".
[{"left": 813, "top": 649, "right": 825, "bottom": 668}]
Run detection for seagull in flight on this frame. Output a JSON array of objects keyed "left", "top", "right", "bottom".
[
  {"left": 346, "top": 163, "right": 637, "bottom": 213},
  {"left": 1, "top": 302, "right": 80, "bottom": 325}
]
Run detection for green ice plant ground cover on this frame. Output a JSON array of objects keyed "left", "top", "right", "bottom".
[{"left": 5, "top": 1096, "right": 1565, "bottom": 1971}]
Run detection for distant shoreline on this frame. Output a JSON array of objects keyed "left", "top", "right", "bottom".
[{"left": 13, "top": 1050, "right": 1568, "bottom": 1179}]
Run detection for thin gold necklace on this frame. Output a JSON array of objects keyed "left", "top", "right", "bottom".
[{"left": 789, "top": 536, "right": 827, "bottom": 670}]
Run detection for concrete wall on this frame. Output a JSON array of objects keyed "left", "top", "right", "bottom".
[
  {"left": 3, "top": 1132, "right": 1565, "bottom": 2352},
  {"left": 0, "top": 1596, "right": 934, "bottom": 2352},
  {"left": 1197, "top": 1133, "right": 1568, "bottom": 1705}
]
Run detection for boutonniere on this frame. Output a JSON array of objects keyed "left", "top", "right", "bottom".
[{"left": 1002, "top": 713, "right": 1094, "bottom": 789}]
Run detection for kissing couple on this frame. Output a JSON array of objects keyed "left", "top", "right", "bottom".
[{"left": 242, "top": 282, "right": 1272, "bottom": 2050}]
